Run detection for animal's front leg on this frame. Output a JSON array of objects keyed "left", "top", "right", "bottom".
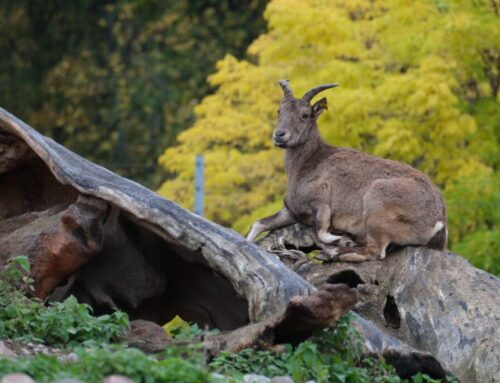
[
  {"left": 246, "top": 207, "right": 296, "bottom": 242},
  {"left": 315, "top": 205, "right": 342, "bottom": 244}
]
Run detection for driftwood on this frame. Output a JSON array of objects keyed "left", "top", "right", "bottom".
[
  {"left": 1, "top": 107, "right": 495, "bottom": 380},
  {"left": 259, "top": 224, "right": 500, "bottom": 383}
]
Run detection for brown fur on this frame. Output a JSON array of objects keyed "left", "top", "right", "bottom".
[{"left": 246, "top": 80, "right": 447, "bottom": 261}]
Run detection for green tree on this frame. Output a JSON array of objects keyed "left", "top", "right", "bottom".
[
  {"left": 158, "top": 0, "right": 499, "bottom": 274},
  {"left": 0, "top": 0, "right": 267, "bottom": 186}
]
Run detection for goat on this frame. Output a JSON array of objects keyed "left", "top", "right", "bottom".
[{"left": 246, "top": 80, "right": 448, "bottom": 262}]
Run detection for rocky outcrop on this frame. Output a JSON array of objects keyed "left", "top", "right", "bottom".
[
  {"left": 260, "top": 224, "right": 500, "bottom": 383},
  {"left": 0, "top": 196, "right": 107, "bottom": 299}
]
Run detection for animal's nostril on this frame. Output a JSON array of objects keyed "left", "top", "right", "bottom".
[{"left": 275, "top": 130, "right": 286, "bottom": 137}]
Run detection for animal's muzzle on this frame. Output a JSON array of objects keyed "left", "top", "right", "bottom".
[{"left": 273, "top": 130, "right": 288, "bottom": 147}]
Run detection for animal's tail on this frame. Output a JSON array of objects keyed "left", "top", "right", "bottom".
[{"left": 427, "top": 221, "right": 448, "bottom": 251}]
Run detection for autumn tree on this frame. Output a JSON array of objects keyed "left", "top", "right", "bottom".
[{"left": 158, "top": 0, "right": 499, "bottom": 274}]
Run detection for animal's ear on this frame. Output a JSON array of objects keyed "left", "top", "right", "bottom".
[{"left": 312, "top": 97, "right": 328, "bottom": 117}]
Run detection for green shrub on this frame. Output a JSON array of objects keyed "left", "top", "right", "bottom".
[
  {"left": 0, "top": 256, "right": 129, "bottom": 348},
  {"left": 210, "top": 313, "right": 458, "bottom": 383},
  {"left": 169, "top": 321, "right": 220, "bottom": 341},
  {"left": 0, "top": 346, "right": 216, "bottom": 383}
]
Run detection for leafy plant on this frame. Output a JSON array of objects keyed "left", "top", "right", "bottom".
[
  {"left": 164, "top": 315, "right": 220, "bottom": 341},
  {"left": 210, "top": 347, "right": 291, "bottom": 378},
  {"left": 210, "top": 313, "right": 459, "bottom": 383},
  {"left": 0, "top": 256, "right": 129, "bottom": 348},
  {"left": 0, "top": 346, "right": 216, "bottom": 383},
  {"left": 171, "top": 323, "right": 220, "bottom": 341}
]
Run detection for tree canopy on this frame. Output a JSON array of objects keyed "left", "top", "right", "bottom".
[
  {"left": 0, "top": 0, "right": 267, "bottom": 186},
  {"left": 158, "top": 0, "right": 499, "bottom": 274}
]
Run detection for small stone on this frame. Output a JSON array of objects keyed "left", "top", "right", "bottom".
[
  {"left": 243, "top": 374, "right": 270, "bottom": 383},
  {"left": 0, "top": 342, "right": 15, "bottom": 358},
  {"left": 270, "top": 377, "right": 294, "bottom": 383},
  {"left": 101, "top": 375, "right": 134, "bottom": 383},
  {"left": 1, "top": 373, "right": 36, "bottom": 383}
]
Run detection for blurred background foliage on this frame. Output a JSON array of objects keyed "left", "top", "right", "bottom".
[
  {"left": 0, "top": 0, "right": 267, "bottom": 186},
  {"left": 157, "top": 0, "right": 499, "bottom": 275},
  {"left": 0, "top": 0, "right": 498, "bottom": 275}
]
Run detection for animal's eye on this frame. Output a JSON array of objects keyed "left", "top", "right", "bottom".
[{"left": 302, "top": 113, "right": 309, "bottom": 119}]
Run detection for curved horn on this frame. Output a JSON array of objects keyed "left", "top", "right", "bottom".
[
  {"left": 302, "top": 83, "right": 339, "bottom": 102},
  {"left": 278, "top": 79, "right": 294, "bottom": 99}
]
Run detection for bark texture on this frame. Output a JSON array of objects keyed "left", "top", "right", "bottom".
[{"left": 202, "top": 283, "right": 359, "bottom": 355}]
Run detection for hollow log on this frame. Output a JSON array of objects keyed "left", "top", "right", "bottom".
[
  {"left": 0, "top": 107, "right": 312, "bottom": 326},
  {"left": 0, "top": 108, "right": 452, "bottom": 379},
  {"left": 259, "top": 224, "right": 500, "bottom": 383}
]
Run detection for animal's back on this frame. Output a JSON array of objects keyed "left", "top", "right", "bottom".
[
  {"left": 326, "top": 147, "right": 428, "bottom": 182},
  {"left": 322, "top": 147, "right": 447, "bottom": 242}
]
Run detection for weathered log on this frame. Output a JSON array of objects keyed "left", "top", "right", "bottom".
[
  {"left": 260, "top": 224, "right": 500, "bottom": 383},
  {"left": 0, "top": 107, "right": 311, "bottom": 326},
  {"left": 0, "top": 108, "right": 449, "bottom": 378},
  {"left": 122, "top": 285, "right": 446, "bottom": 379},
  {"left": 352, "top": 316, "right": 447, "bottom": 379}
]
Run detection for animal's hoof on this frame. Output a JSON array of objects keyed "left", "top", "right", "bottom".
[
  {"left": 338, "top": 237, "right": 357, "bottom": 248},
  {"left": 267, "top": 237, "right": 307, "bottom": 262},
  {"left": 315, "top": 248, "right": 340, "bottom": 263}
]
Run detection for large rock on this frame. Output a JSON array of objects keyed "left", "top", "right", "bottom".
[
  {"left": 0, "top": 342, "right": 15, "bottom": 358},
  {"left": 260, "top": 224, "right": 500, "bottom": 383},
  {"left": 124, "top": 320, "right": 171, "bottom": 353},
  {"left": 0, "top": 374, "right": 35, "bottom": 383}
]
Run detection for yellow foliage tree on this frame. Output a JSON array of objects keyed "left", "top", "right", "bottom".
[{"left": 158, "top": 0, "right": 499, "bottom": 272}]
